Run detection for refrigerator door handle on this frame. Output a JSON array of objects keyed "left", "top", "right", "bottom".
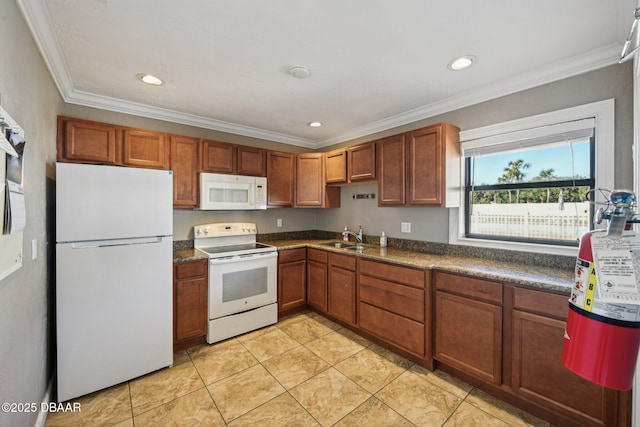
[{"left": 70, "top": 236, "right": 166, "bottom": 249}]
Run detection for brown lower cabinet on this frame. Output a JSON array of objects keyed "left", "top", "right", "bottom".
[
  {"left": 306, "top": 249, "right": 328, "bottom": 312},
  {"left": 277, "top": 248, "right": 307, "bottom": 316},
  {"left": 173, "top": 260, "right": 208, "bottom": 351},
  {"left": 433, "top": 271, "right": 631, "bottom": 427},
  {"left": 434, "top": 272, "right": 503, "bottom": 385},
  {"left": 327, "top": 252, "right": 357, "bottom": 325},
  {"left": 358, "top": 259, "right": 428, "bottom": 362}
]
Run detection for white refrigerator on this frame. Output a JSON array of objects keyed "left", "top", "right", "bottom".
[{"left": 55, "top": 162, "right": 173, "bottom": 402}]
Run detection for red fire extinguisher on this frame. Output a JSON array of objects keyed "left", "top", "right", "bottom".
[{"left": 561, "top": 190, "right": 640, "bottom": 390}]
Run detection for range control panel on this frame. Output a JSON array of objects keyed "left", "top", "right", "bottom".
[{"left": 194, "top": 222, "right": 257, "bottom": 238}]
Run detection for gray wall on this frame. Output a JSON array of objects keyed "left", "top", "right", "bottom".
[
  {"left": 317, "top": 63, "right": 633, "bottom": 242},
  {"left": 0, "top": 1, "right": 64, "bottom": 426}
]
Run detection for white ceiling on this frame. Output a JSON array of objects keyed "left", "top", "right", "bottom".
[{"left": 16, "top": 0, "right": 637, "bottom": 148}]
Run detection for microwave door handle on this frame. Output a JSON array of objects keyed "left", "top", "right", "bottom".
[{"left": 249, "top": 186, "right": 254, "bottom": 206}]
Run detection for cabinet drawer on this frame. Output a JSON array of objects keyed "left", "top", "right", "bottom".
[
  {"left": 360, "top": 302, "right": 425, "bottom": 357},
  {"left": 307, "top": 248, "right": 327, "bottom": 263},
  {"left": 329, "top": 252, "right": 356, "bottom": 270},
  {"left": 360, "top": 275, "right": 424, "bottom": 322},
  {"left": 360, "top": 259, "right": 424, "bottom": 289},
  {"left": 278, "top": 248, "right": 306, "bottom": 263},
  {"left": 513, "top": 287, "right": 568, "bottom": 320},
  {"left": 174, "top": 260, "right": 207, "bottom": 280},
  {"left": 435, "top": 271, "right": 502, "bottom": 304}
]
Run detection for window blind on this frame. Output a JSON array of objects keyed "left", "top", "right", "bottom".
[{"left": 462, "top": 118, "right": 595, "bottom": 158}]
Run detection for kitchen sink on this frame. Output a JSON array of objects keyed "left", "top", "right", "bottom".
[
  {"left": 342, "top": 244, "right": 374, "bottom": 251},
  {"left": 319, "top": 241, "right": 350, "bottom": 248},
  {"left": 318, "top": 241, "right": 374, "bottom": 251}
]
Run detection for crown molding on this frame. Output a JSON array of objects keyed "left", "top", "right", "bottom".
[
  {"left": 65, "top": 89, "right": 318, "bottom": 149},
  {"left": 314, "top": 43, "right": 621, "bottom": 148}
]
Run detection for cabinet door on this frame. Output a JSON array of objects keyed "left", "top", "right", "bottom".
[
  {"left": 170, "top": 135, "right": 199, "bottom": 208},
  {"left": 120, "top": 129, "right": 170, "bottom": 169},
  {"left": 435, "top": 291, "right": 502, "bottom": 384},
  {"left": 173, "top": 261, "right": 208, "bottom": 345},
  {"left": 57, "top": 117, "right": 118, "bottom": 164},
  {"left": 512, "top": 310, "right": 621, "bottom": 427},
  {"left": 267, "top": 151, "right": 295, "bottom": 206},
  {"left": 174, "top": 276, "right": 207, "bottom": 342},
  {"left": 200, "top": 139, "right": 235, "bottom": 174},
  {"left": 237, "top": 146, "right": 266, "bottom": 176},
  {"left": 406, "top": 125, "right": 441, "bottom": 205},
  {"left": 348, "top": 142, "right": 376, "bottom": 182},
  {"left": 295, "top": 153, "right": 325, "bottom": 207},
  {"left": 328, "top": 266, "right": 357, "bottom": 325},
  {"left": 325, "top": 149, "right": 347, "bottom": 184},
  {"left": 278, "top": 249, "right": 307, "bottom": 314},
  {"left": 307, "top": 255, "right": 328, "bottom": 313},
  {"left": 377, "top": 134, "right": 405, "bottom": 206}
]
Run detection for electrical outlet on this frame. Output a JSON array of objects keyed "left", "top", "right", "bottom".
[
  {"left": 276, "top": 218, "right": 283, "bottom": 228},
  {"left": 401, "top": 222, "right": 411, "bottom": 233}
]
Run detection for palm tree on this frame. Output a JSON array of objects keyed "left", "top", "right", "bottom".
[
  {"left": 535, "top": 168, "right": 555, "bottom": 202},
  {"left": 500, "top": 160, "right": 531, "bottom": 203}
]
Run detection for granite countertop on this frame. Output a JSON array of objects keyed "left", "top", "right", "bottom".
[
  {"left": 266, "top": 239, "right": 574, "bottom": 295},
  {"left": 173, "top": 248, "right": 209, "bottom": 263},
  {"left": 172, "top": 238, "right": 574, "bottom": 294}
]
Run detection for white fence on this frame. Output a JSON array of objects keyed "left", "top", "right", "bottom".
[{"left": 469, "top": 202, "right": 591, "bottom": 240}]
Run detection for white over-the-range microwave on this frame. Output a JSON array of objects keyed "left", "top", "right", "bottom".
[{"left": 199, "top": 173, "right": 267, "bottom": 210}]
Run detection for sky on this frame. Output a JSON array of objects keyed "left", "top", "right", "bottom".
[{"left": 470, "top": 140, "right": 591, "bottom": 185}]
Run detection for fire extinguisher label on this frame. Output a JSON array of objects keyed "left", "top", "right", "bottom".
[
  {"left": 571, "top": 258, "right": 596, "bottom": 312},
  {"left": 585, "top": 262, "right": 597, "bottom": 312},
  {"left": 571, "top": 257, "right": 640, "bottom": 322},
  {"left": 591, "top": 233, "right": 640, "bottom": 304}
]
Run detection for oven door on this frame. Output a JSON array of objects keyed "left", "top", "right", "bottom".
[{"left": 208, "top": 251, "right": 277, "bottom": 319}]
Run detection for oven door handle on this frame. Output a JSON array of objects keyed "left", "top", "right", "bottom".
[{"left": 208, "top": 251, "right": 278, "bottom": 265}]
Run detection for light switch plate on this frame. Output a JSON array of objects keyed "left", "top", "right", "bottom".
[
  {"left": 31, "top": 238, "right": 37, "bottom": 260},
  {"left": 401, "top": 222, "right": 411, "bottom": 233},
  {"left": 276, "top": 218, "right": 283, "bottom": 228}
]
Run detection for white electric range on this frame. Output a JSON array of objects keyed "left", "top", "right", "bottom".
[{"left": 194, "top": 222, "right": 278, "bottom": 344}]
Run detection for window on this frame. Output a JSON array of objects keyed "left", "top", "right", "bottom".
[
  {"left": 451, "top": 100, "right": 614, "bottom": 256},
  {"left": 465, "top": 121, "right": 594, "bottom": 246}
]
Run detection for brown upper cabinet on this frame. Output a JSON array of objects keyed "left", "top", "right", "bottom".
[
  {"left": 295, "top": 153, "right": 340, "bottom": 208},
  {"left": 200, "top": 139, "right": 267, "bottom": 176},
  {"left": 57, "top": 116, "right": 118, "bottom": 164},
  {"left": 121, "top": 128, "right": 170, "bottom": 170},
  {"left": 200, "top": 139, "right": 235, "bottom": 174},
  {"left": 170, "top": 135, "right": 199, "bottom": 208},
  {"left": 324, "top": 142, "right": 376, "bottom": 185},
  {"left": 347, "top": 142, "right": 376, "bottom": 182},
  {"left": 267, "top": 151, "right": 296, "bottom": 207},
  {"left": 378, "top": 122, "right": 460, "bottom": 207},
  {"left": 237, "top": 145, "right": 266, "bottom": 176},
  {"left": 200, "top": 139, "right": 265, "bottom": 176},
  {"left": 58, "top": 116, "right": 169, "bottom": 170},
  {"left": 325, "top": 148, "right": 347, "bottom": 184}
]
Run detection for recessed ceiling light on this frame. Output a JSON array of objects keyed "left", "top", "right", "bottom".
[
  {"left": 136, "top": 73, "right": 163, "bottom": 85},
  {"left": 308, "top": 121, "right": 322, "bottom": 127},
  {"left": 290, "top": 66, "right": 310, "bottom": 79},
  {"left": 447, "top": 56, "right": 476, "bottom": 71}
]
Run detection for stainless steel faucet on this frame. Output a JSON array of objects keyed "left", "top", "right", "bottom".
[{"left": 343, "top": 225, "right": 364, "bottom": 243}]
